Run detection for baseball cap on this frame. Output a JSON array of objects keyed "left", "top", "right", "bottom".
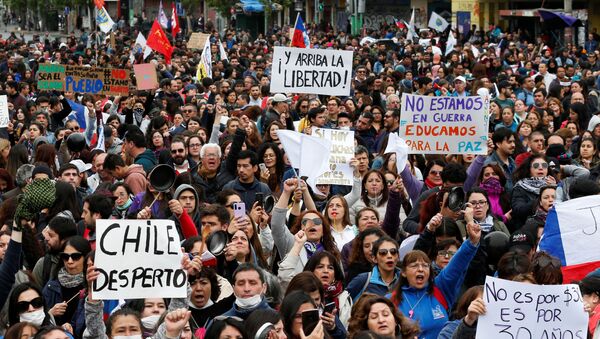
[
  {"left": 509, "top": 230, "right": 535, "bottom": 253},
  {"left": 272, "top": 93, "right": 290, "bottom": 103},
  {"left": 454, "top": 76, "right": 466, "bottom": 83},
  {"left": 70, "top": 159, "right": 92, "bottom": 173}
]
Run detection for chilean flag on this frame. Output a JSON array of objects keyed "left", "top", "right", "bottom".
[
  {"left": 539, "top": 195, "right": 600, "bottom": 283},
  {"left": 291, "top": 13, "right": 310, "bottom": 48}
]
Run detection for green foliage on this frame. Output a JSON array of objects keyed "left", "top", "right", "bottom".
[{"left": 205, "top": 0, "right": 234, "bottom": 17}]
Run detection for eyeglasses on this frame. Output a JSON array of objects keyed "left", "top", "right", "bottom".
[
  {"left": 386, "top": 180, "right": 395, "bottom": 185},
  {"left": 384, "top": 114, "right": 394, "bottom": 119},
  {"left": 17, "top": 297, "right": 44, "bottom": 313},
  {"left": 69, "top": 126, "right": 80, "bottom": 131},
  {"left": 378, "top": 248, "right": 399, "bottom": 256},
  {"left": 429, "top": 170, "right": 442, "bottom": 176},
  {"left": 468, "top": 200, "right": 487, "bottom": 207},
  {"left": 171, "top": 149, "right": 186, "bottom": 154},
  {"left": 188, "top": 143, "right": 201, "bottom": 148},
  {"left": 301, "top": 218, "right": 323, "bottom": 226},
  {"left": 183, "top": 109, "right": 194, "bottom": 113},
  {"left": 60, "top": 252, "right": 83, "bottom": 261},
  {"left": 437, "top": 250, "right": 456, "bottom": 258},
  {"left": 532, "top": 162, "right": 549, "bottom": 169},
  {"left": 406, "top": 262, "right": 430, "bottom": 270},
  {"left": 300, "top": 105, "right": 308, "bottom": 109}
]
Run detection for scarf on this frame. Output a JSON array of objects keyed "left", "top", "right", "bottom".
[
  {"left": 58, "top": 267, "right": 85, "bottom": 288},
  {"left": 304, "top": 242, "right": 324, "bottom": 259},
  {"left": 367, "top": 194, "right": 383, "bottom": 207},
  {"left": 515, "top": 177, "right": 548, "bottom": 195},
  {"left": 480, "top": 178, "right": 506, "bottom": 222},
  {"left": 476, "top": 215, "right": 495, "bottom": 233},
  {"left": 534, "top": 206, "right": 548, "bottom": 223},
  {"left": 323, "top": 280, "right": 343, "bottom": 308},
  {"left": 424, "top": 177, "right": 439, "bottom": 189}
]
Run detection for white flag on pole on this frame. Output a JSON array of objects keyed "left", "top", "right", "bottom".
[
  {"left": 446, "top": 30, "right": 457, "bottom": 56},
  {"left": 428, "top": 11, "right": 449, "bottom": 32}
]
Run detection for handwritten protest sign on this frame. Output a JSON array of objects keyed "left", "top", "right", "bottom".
[
  {"left": 310, "top": 127, "right": 354, "bottom": 186},
  {"left": 37, "top": 64, "right": 65, "bottom": 90},
  {"left": 476, "top": 276, "right": 588, "bottom": 339},
  {"left": 36, "top": 65, "right": 130, "bottom": 96},
  {"left": 0, "top": 95, "right": 8, "bottom": 128},
  {"left": 398, "top": 93, "right": 489, "bottom": 154},
  {"left": 133, "top": 63, "right": 158, "bottom": 90},
  {"left": 271, "top": 47, "right": 353, "bottom": 96},
  {"left": 187, "top": 32, "right": 210, "bottom": 50},
  {"left": 92, "top": 219, "right": 186, "bottom": 300},
  {"left": 540, "top": 195, "right": 600, "bottom": 281}
]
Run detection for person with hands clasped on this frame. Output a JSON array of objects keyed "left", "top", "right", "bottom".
[
  {"left": 272, "top": 178, "right": 341, "bottom": 292},
  {"left": 389, "top": 205, "right": 481, "bottom": 339}
]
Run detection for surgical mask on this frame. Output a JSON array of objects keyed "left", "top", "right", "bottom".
[
  {"left": 113, "top": 336, "right": 142, "bottom": 339},
  {"left": 19, "top": 309, "right": 45, "bottom": 326},
  {"left": 141, "top": 314, "right": 161, "bottom": 329},
  {"left": 235, "top": 294, "right": 262, "bottom": 309},
  {"left": 117, "top": 197, "right": 133, "bottom": 211}
]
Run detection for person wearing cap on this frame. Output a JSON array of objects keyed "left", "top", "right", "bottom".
[
  {"left": 168, "top": 184, "right": 201, "bottom": 240},
  {"left": 450, "top": 76, "right": 469, "bottom": 97},
  {"left": 32, "top": 164, "right": 54, "bottom": 181},
  {"left": 261, "top": 93, "right": 290, "bottom": 134},
  {"left": 508, "top": 230, "right": 536, "bottom": 259}
]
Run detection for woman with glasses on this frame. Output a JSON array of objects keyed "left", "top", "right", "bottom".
[
  {"left": 389, "top": 215, "right": 481, "bottom": 339},
  {"left": 347, "top": 236, "right": 401, "bottom": 302},
  {"left": 272, "top": 178, "right": 340, "bottom": 292},
  {"left": 456, "top": 188, "right": 509, "bottom": 239},
  {"left": 511, "top": 154, "right": 556, "bottom": 230},
  {"left": 42, "top": 236, "right": 90, "bottom": 337},
  {"left": 186, "top": 135, "right": 202, "bottom": 164},
  {"left": 8, "top": 282, "right": 54, "bottom": 328}
]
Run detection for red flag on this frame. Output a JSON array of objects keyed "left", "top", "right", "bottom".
[
  {"left": 147, "top": 20, "right": 173, "bottom": 64},
  {"left": 171, "top": 3, "right": 180, "bottom": 37},
  {"left": 93, "top": 0, "right": 104, "bottom": 9}
]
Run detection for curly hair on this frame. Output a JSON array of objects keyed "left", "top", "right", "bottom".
[{"left": 348, "top": 293, "right": 420, "bottom": 339}]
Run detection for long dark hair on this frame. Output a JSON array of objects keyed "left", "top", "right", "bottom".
[
  {"left": 54, "top": 236, "right": 92, "bottom": 279},
  {"left": 8, "top": 283, "right": 51, "bottom": 327},
  {"left": 280, "top": 291, "right": 319, "bottom": 339},
  {"left": 6, "top": 144, "right": 28, "bottom": 178},
  {"left": 361, "top": 170, "right": 389, "bottom": 206},
  {"left": 47, "top": 181, "right": 81, "bottom": 221},
  {"left": 512, "top": 154, "right": 549, "bottom": 182},
  {"left": 349, "top": 228, "right": 385, "bottom": 266},
  {"left": 257, "top": 142, "right": 284, "bottom": 192},
  {"left": 304, "top": 250, "right": 345, "bottom": 284}
]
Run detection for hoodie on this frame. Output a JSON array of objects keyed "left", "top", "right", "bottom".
[
  {"left": 171, "top": 184, "right": 202, "bottom": 238},
  {"left": 134, "top": 149, "right": 158, "bottom": 174},
  {"left": 588, "top": 114, "right": 600, "bottom": 132},
  {"left": 123, "top": 164, "right": 147, "bottom": 195}
]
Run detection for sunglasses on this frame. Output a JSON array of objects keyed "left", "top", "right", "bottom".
[
  {"left": 386, "top": 180, "right": 395, "bottom": 185},
  {"left": 532, "top": 162, "right": 549, "bottom": 169},
  {"left": 429, "top": 170, "right": 442, "bottom": 176},
  {"left": 17, "top": 297, "right": 44, "bottom": 313},
  {"left": 171, "top": 149, "right": 186, "bottom": 154},
  {"left": 60, "top": 252, "right": 83, "bottom": 261},
  {"left": 301, "top": 218, "right": 323, "bottom": 226},
  {"left": 378, "top": 248, "right": 399, "bottom": 256}
]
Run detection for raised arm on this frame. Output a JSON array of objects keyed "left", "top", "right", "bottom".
[{"left": 400, "top": 164, "right": 424, "bottom": 205}]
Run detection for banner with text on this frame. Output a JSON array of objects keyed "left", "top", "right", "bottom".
[
  {"left": 92, "top": 219, "right": 186, "bottom": 300},
  {"left": 399, "top": 93, "right": 489, "bottom": 154},
  {"left": 310, "top": 127, "right": 354, "bottom": 186},
  {"left": 0, "top": 95, "right": 8, "bottom": 128},
  {"left": 36, "top": 65, "right": 131, "bottom": 96},
  {"left": 271, "top": 47, "right": 353, "bottom": 96},
  {"left": 476, "top": 276, "right": 588, "bottom": 339}
]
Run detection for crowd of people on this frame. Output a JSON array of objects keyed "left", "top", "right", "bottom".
[{"left": 0, "top": 13, "right": 600, "bottom": 339}]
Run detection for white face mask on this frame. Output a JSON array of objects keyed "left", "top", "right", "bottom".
[
  {"left": 19, "top": 309, "right": 45, "bottom": 326},
  {"left": 234, "top": 294, "right": 262, "bottom": 309},
  {"left": 113, "top": 336, "right": 142, "bottom": 339},
  {"left": 141, "top": 314, "right": 161, "bottom": 329}
]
